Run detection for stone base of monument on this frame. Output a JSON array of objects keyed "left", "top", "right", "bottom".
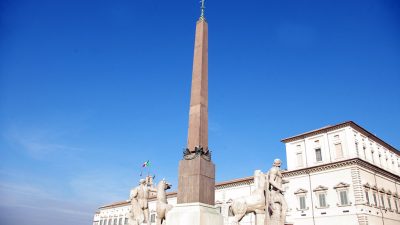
[
  {"left": 167, "top": 202, "right": 223, "bottom": 225},
  {"left": 255, "top": 211, "right": 265, "bottom": 225}
]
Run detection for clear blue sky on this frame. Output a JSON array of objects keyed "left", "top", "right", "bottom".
[{"left": 0, "top": 0, "right": 399, "bottom": 224}]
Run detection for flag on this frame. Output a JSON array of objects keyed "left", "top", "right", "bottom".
[{"left": 142, "top": 160, "right": 151, "bottom": 167}]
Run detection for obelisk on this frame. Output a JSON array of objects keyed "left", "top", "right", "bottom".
[{"left": 167, "top": 1, "right": 223, "bottom": 224}]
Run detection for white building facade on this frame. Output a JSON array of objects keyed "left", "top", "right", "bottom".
[{"left": 93, "top": 121, "right": 400, "bottom": 225}]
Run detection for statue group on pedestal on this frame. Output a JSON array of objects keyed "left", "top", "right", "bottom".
[
  {"left": 129, "top": 176, "right": 173, "bottom": 225},
  {"left": 129, "top": 159, "right": 286, "bottom": 225},
  {"left": 229, "top": 159, "right": 287, "bottom": 225}
]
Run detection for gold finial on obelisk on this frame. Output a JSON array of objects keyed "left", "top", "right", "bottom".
[{"left": 200, "top": 0, "right": 206, "bottom": 21}]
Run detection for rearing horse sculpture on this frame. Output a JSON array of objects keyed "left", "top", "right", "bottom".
[
  {"left": 156, "top": 179, "right": 173, "bottom": 225},
  {"left": 228, "top": 170, "right": 266, "bottom": 225}
]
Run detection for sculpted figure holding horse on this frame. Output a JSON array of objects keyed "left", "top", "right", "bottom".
[{"left": 129, "top": 178, "right": 157, "bottom": 225}]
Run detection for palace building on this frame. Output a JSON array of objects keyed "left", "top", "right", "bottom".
[{"left": 93, "top": 121, "right": 400, "bottom": 225}]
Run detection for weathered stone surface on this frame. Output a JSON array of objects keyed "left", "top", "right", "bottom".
[
  {"left": 187, "top": 20, "right": 208, "bottom": 152},
  {"left": 177, "top": 157, "right": 215, "bottom": 205},
  {"left": 166, "top": 203, "right": 223, "bottom": 225}
]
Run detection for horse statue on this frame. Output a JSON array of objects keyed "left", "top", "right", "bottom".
[
  {"left": 156, "top": 179, "right": 173, "bottom": 225},
  {"left": 228, "top": 170, "right": 267, "bottom": 225}
]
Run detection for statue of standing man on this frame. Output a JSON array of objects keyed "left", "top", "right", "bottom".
[
  {"left": 265, "top": 159, "right": 287, "bottom": 225},
  {"left": 129, "top": 177, "right": 157, "bottom": 225}
]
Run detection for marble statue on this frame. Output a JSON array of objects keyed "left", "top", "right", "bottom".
[
  {"left": 228, "top": 170, "right": 266, "bottom": 225},
  {"left": 264, "top": 159, "right": 287, "bottom": 225},
  {"left": 129, "top": 178, "right": 157, "bottom": 225},
  {"left": 156, "top": 179, "right": 173, "bottom": 225}
]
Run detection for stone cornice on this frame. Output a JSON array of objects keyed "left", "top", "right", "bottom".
[
  {"left": 281, "top": 121, "right": 399, "bottom": 156},
  {"left": 215, "top": 176, "right": 253, "bottom": 190},
  {"left": 282, "top": 121, "right": 350, "bottom": 143},
  {"left": 283, "top": 158, "right": 400, "bottom": 181}
]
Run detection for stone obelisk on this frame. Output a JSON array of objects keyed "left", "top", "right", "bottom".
[{"left": 167, "top": 1, "right": 223, "bottom": 224}]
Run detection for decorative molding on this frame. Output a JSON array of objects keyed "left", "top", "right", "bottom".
[
  {"left": 334, "top": 182, "right": 350, "bottom": 189},
  {"left": 315, "top": 204, "right": 330, "bottom": 209},
  {"left": 337, "top": 202, "right": 352, "bottom": 207},
  {"left": 313, "top": 185, "right": 328, "bottom": 192},
  {"left": 283, "top": 158, "right": 400, "bottom": 182},
  {"left": 183, "top": 146, "right": 211, "bottom": 161},
  {"left": 294, "top": 188, "right": 308, "bottom": 195},
  {"left": 296, "top": 207, "right": 309, "bottom": 211}
]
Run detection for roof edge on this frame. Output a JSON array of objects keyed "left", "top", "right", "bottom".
[{"left": 281, "top": 121, "right": 399, "bottom": 155}]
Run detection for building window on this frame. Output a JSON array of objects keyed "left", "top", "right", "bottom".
[
  {"left": 394, "top": 197, "right": 399, "bottom": 212},
  {"left": 314, "top": 185, "right": 329, "bottom": 208},
  {"left": 339, "top": 190, "right": 349, "bottom": 205},
  {"left": 100, "top": 220, "right": 103, "bottom": 225},
  {"left": 388, "top": 197, "right": 392, "bottom": 211},
  {"left": 315, "top": 148, "right": 322, "bottom": 162},
  {"left": 370, "top": 144, "right": 375, "bottom": 163},
  {"left": 108, "top": 219, "right": 112, "bottom": 225},
  {"left": 296, "top": 152, "right": 303, "bottom": 167},
  {"left": 334, "top": 182, "right": 351, "bottom": 206},
  {"left": 335, "top": 143, "right": 343, "bottom": 159},
  {"left": 373, "top": 192, "right": 378, "bottom": 207},
  {"left": 355, "top": 142, "right": 359, "bottom": 156},
  {"left": 319, "top": 193, "right": 327, "bottom": 208},
  {"left": 150, "top": 214, "right": 155, "bottom": 223},
  {"left": 294, "top": 188, "right": 309, "bottom": 211},
  {"left": 365, "top": 191, "right": 370, "bottom": 205},
  {"left": 363, "top": 146, "right": 367, "bottom": 159},
  {"left": 381, "top": 194, "right": 386, "bottom": 209},
  {"left": 124, "top": 218, "right": 128, "bottom": 225},
  {"left": 299, "top": 196, "right": 306, "bottom": 210},
  {"left": 113, "top": 219, "right": 117, "bottom": 225}
]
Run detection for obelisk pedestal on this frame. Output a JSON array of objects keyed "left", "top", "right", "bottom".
[
  {"left": 167, "top": 202, "right": 223, "bottom": 225},
  {"left": 177, "top": 157, "right": 215, "bottom": 205},
  {"left": 168, "top": 157, "right": 222, "bottom": 225},
  {"left": 170, "top": 158, "right": 222, "bottom": 224}
]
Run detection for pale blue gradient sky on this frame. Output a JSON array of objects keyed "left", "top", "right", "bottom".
[{"left": 1, "top": 0, "right": 399, "bottom": 225}]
